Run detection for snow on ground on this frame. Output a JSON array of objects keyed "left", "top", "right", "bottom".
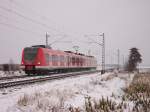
[
  {"left": 0, "top": 72, "right": 134, "bottom": 112},
  {"left": 0, "top": 71, "right": 26, "bottom": 77},
  {"left": 0, "top": 75, "right": 52, "bottom": 84}
]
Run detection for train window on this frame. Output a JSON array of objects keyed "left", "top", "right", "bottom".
[
  {"left": 60, "top": 56, "right": 64, "bottom": 62},
  {"left": 49, "top": 55, "right": 52, "bottom": 62},
  {"left": 69, "top": 57, "right": 72, "bottom": 63},
  {"left": 76, "top": 58, "right": 80, "bottom": 65},
  {"left": 24, "top": 47, "right": 38, "bottom": 61},
  {"left": 52, "top": 55, "right": 58, "bottom": 62},
  {"left": 57, "top": 56, "right": 60, "bottom": 62},
  {"left": 66, "top": 56, "right": 69, "bottom": 66},
  {"left": 72, "top": 57, "right": 75, "bottom": 65},
  {"left": 64, "top": 56, "right": 66, "bottom": 62},
  {"left": 45, "top": 54, "right": 49, "bottom": 64},
  {"left": 79, "top": 58, "right": 81, "bottom": 65}
]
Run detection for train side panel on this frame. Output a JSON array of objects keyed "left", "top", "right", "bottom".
[{"left": 21, "top": 46, "right": 97, "bottom": 75}]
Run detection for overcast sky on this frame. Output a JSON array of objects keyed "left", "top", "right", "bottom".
[{"left": 0, "top": 0, "right": 150, "bottom": 66}]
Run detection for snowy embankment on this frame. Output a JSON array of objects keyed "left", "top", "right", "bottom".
[{"left": 0, "top": 72, "right": 134, "bottom": 112}]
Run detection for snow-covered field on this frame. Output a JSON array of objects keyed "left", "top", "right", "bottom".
[{"left": 0, "top": 72, "right": 134, "bottom": 112}]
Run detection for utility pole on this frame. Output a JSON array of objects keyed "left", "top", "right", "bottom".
[
  {"left": 101, "top": 33, "right": 105, "bottom": 74},
  {"left": 88, "top": 49, "right": 91, "bottom": 56},
  {"left": 117, "top": 49, "right": 120, "bottom": 71},
  {"left": 46, "top": 32, "right": 49, "bottom": 48},
  {"left": 73, "top": 46, "right": 79, "bottom": 53},
  {"left": 84, "top": 33, "right": 105, "bottom": 74}
]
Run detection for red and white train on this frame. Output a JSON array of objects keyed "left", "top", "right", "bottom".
[{"left": 21, "top": 45, "right": 97, "bottom": 75}]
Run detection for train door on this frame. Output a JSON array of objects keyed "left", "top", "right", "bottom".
[
  {"left": 45, "top": 53, "right": 49, "bottom": 65},
  {"left": 67, "top": 56, "right": 70, "bottom": 67}
]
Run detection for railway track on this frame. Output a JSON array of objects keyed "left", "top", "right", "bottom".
[
  {"left": 0, "top": 70, "right": 100, "bottom": 89},
  {"left": 0, "top": 73, "right": 55, "bottom": 81},
  {"left": 0, "top": 75, "right": 28, "bottom": 80}
]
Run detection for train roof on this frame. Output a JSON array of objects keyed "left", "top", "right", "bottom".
[
  {"left": 64, "top": 51, "right": 94, "bottom": 58},
  {"left": 32, "top": 45, "right": 46, "bottom": 48},
  {"left": 25, "top": 45, "right": 95, "bottom": 58},
  {"left": 31, "top": 45, "right": 52, "bottom": 49}
]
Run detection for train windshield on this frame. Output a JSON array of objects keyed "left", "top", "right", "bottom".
[{"left": 24, "top": 48, "right": 38, "bottom": 61}]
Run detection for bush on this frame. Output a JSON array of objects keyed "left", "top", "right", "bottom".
[{"left": 123, "top": 73, "right": 150, "bottom": 112}]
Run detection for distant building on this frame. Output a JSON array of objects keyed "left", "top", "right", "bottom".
[
  {"left": 0, "top": 65, "right": 3, "bottom": 70},
  {"left": 0, "top": 64, "right": 20, "bottom": 71}
]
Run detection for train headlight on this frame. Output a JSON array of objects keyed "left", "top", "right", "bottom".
[
  {"left": 37, "top": 62, "right": 40, "bottom": 64},
  {"left": 22, "top": 62, "right": 24, "bottom": 64}
]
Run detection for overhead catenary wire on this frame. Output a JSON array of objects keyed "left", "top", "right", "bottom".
[
  {"left": 8, "top": 0, "right": 66, "bottom": 34},
  {"left": 8, "top": 0, "right": 70, "bottom": 40},
  {"left": 0, "top": 13, "right": 67, "bottom": 38},
  {"left": 0, "top": 21, "right": 44, "bottom": 36},
  {"left": 0, "top": 5, "right": 66, "bottom": 35},
  {"left": 50, "top": 38, "right": 72, "bottom": 46},
  {"left": 0, "top": 16, "right": 69, "bottom": 47},
  {"left": 0, "top": 4, "right": 70, "bottom": 46},
  {"left": 0, "top": 14, "right": 45, "bottom": 36},
  {"left": 0, "top": 0, "right": 77, "bottom": 49}
]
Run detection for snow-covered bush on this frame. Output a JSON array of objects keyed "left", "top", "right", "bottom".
[
  {"left": 70, "top": 96, "right": 129, "bottom": 112},
  {"left": 123, "top": 73, "right": 150, "bottom": 112}
]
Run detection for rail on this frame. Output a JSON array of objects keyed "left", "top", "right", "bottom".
[{"left": 0, "top": 70, "right": 101, "bottom": 89}]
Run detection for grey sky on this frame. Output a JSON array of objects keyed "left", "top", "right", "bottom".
[{"left": 0, "top": 0, "right": 150, "bottom": 66}]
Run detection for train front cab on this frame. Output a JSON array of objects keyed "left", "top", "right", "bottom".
[{"left": 21, "top": 47, "right": 48, "bottom": 75}]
